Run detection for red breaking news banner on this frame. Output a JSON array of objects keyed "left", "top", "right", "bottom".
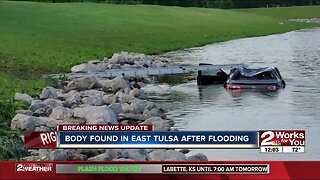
[
  {"left": 58, "top": 124, "right": 153, "bottom": 131},
  {"left": 0, "top": 161, "right": 320, "bottom": 179},
  {"left": 24, "top": 132, "right": 57, "bottom": 149}
]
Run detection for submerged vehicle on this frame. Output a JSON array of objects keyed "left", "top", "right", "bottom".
[
  {"left": 224, "top": 67, "right": 286, "bottom": 90},
  {"left": 196, "top": 63, "right": 230, "bottom": 85}
]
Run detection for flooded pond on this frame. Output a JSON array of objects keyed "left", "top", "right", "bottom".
[{"left": 146, "top": 28, "right": 320, "bottom": 160}]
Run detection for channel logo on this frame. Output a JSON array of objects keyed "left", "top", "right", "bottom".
[
  {"left": 259, "top": 130, "right": 305, "bottom": 147},
  {"left": 15, "top": 163, "right": 53, "bottom": 172}
]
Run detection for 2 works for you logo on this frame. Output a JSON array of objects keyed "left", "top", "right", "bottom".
[
  {"left": 15, "top": 163, "right": 53, "bottom": 172},
  {"left": 259, "top": 130, "right": 305, "bottom": 146}
]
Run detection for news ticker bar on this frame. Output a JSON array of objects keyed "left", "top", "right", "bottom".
[
  {"left": 7, "top": 161, "right": 320, "bottom": 179},
  {"left": 24, "top": 126, "right": 305, "bottom": 153},
  {"left": 55, "top": 164, "right": 269, "bottom": 174},
  {"left": 57, "top": 131, "right": 258, "bottom": 148}
]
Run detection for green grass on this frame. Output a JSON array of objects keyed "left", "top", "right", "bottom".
[
  {"left": 0, "top": 1, "right": 320, "bottom": 159},
  {"left": 233, "top": 6, "right": 320, "bottom": 19}
]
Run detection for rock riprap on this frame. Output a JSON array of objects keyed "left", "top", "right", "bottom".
[{"left": 12, "top": 51, "right": 207, "bottom": 161}]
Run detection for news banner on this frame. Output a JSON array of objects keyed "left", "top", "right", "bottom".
[{"left": 21, "top": 124, "right": 305, "bottom": 174}]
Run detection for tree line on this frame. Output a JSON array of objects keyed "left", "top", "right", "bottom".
[
  {"left": 106, "top": 0, "right": 319, "bottom": 8},
  {"left": 12, "top": 0, "right": 320, "bottom": 8}
]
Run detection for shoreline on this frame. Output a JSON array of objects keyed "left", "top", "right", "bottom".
[{"left": 12, "top": 52, "right": 207, "bottom": 161}]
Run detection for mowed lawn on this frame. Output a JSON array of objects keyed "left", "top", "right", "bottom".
[
  {"left": 1, "top": 2, "right": 320, "bottom": 99},
  {"left": 233, "top": 6, "right": 320, "bottom": 19}
]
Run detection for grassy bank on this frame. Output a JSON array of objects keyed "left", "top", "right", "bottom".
[
  {"left": 0, "top": 1, "right": 320, "bottom": 159},
  {"left": 233, "top": 6, "right": 320, "bottom": 19}
]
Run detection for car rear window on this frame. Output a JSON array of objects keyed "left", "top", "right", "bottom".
[{"left": 232, "top": 71, "right": 276, "bottom": 80}]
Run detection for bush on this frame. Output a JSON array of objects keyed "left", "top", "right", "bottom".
[
  {"left": 0, "top": 135, "right": 26, "bottom": 160},
  {"left": 0, "top": 99, "right": 27, "bottom": 160}
]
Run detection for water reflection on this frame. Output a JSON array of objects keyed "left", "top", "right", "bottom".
[
  {"left": 197, "top": 85, "right": 222, "bottom": 101},
  {"left": 224, "top": 89, "right": 280, "bottom": 99}
]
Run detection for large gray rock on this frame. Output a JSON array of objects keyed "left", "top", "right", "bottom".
[
  {"left": 145, "top": 108, "right": 166, "bottom": 119},
  {"left": 153, "top": 59, "right": 167, "bottom": 67},
  {"left": 73, "top": 105, "right": 118, "bottom": 124},
  {"left": 88, "top": 153, "right": 109, "bottom": 161},
  {"left": 15, "top": 93, "right": 33, "bottom": 104},
  {"left": 107, "top": 64, "right": 122, "bottom": 69},
  {"left": 71, "top": 63, "right": 107, "bottom": 73},
  {"left": 62, "top": 117, "right": 86, "bottom": 124},
  {"left": 140, "top": 117, "right": 170, "bottom": 131},
  {"left": 146, "top": 150, "right": 186, "bottom": 161},
  {"left": 130, "top": 99, "right": 147, "bottom": 114},
  {"left": 115, "top": 90, "right": 133, "bottom": 103},
  {"left": 49, "top": 149, "right": 68, "bottom": 161},
  {"left": 122, "top": 149, "right": 147, "bottom": 160},
  {"left": 98, "top": 76, "right": 131, "bottom": 92},
  {"left": 33, "top": 108, "right": 47, "bottom": 117},
  {"left": 34, "top": 117, "right": 50, "bottom": 126},
  {"left": 186, "top": 153, "right": 208, "bottom": 161},
  {"left": 46, "top": 118, "right": 63, "bottom": 128},
  {"left": 40, "top": 87, "right": 58, "bottom": 100},
  {"left": 57, "top": 93, "right": 70, "bottom": 101},
  {"left": 143, "top": 101, "right": 157, "bottom": 112},
  {"left": 92, "top": 149, "right": 147, "bottom": 161},
  {"left": 129, "top": 88, "right": 148, "bottom": 99},
  {"left": 134, "top": 58, "right": 152, "bottom": 68},
  {"left": 49, "top": 106, "right": 74, "bottom": 120},
  {"left": 164, "top": 150, "right": 187, "bottom": 161},
  {"left": 105, "top": 149, "right": 127, "bottom": 160},
  {"left": 16, "top": 110, "right": 33, "bottom": 116},
  {"left": 71, "top": 63, "right": 91, "bottom": 73},
  {"left": 103, "top": 94, "right": 115, "bottom": 105},
  {"left": 78, "top": 149, "right": 105, "bottom": 158},
  {"left": 118, "top": 113, "right": 149, "bottom": 121},
  {"left": 63, "top": 91, "right": 82, "bottom": 107},
  {"left": 121, "top": 103, "right": 133, "bottom": 113},
  {"left": 96, "top": 149, "right": 147, "bottom": 161},
  {"left": 81, "top": 96, "right": 104, "bottom": 106},
  {"left": 109, "top": 52, "right": 135, "bottom": 65},
  {"left": 108, "top": 103, "right": 123, "bottom": 114},
  {"left": 123, "top": 87, "right": 131, "bottom": 94},
  {"left": 11, "top": 114, "right": 37, "bottom": 131},
  {"left": 88, "top": 149, "right": 123, "bottom": 161},
  {"left": 35, "top": 126, "right": 51, "bottom": 132},
  {"left": 43, "top": 99, "right": 63, "bottom": 109},
  {"left": 33, "top": 105, "right": 54, "bottom": 117},
  {"left": 29, "top": 100, "right": 46, "bottom": 112},
  {"left": 66, "top": 149, "right": 88, "bottom": 161},
  {"left": 68, "top": 90, "right": 82, "bottom": 101},
  {"left": 80, "top": 90, "right": 106, "bottom": 98},
  {"left": 39, "top": 149, "right": 52, "bottom": 157},
  {"left": 66, "top": 76, "right": 97, "bottom": 91}
]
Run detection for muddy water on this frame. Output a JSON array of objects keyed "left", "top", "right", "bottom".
[{"left": 146, "top": 28, "right": 320, "bottom": 160}]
